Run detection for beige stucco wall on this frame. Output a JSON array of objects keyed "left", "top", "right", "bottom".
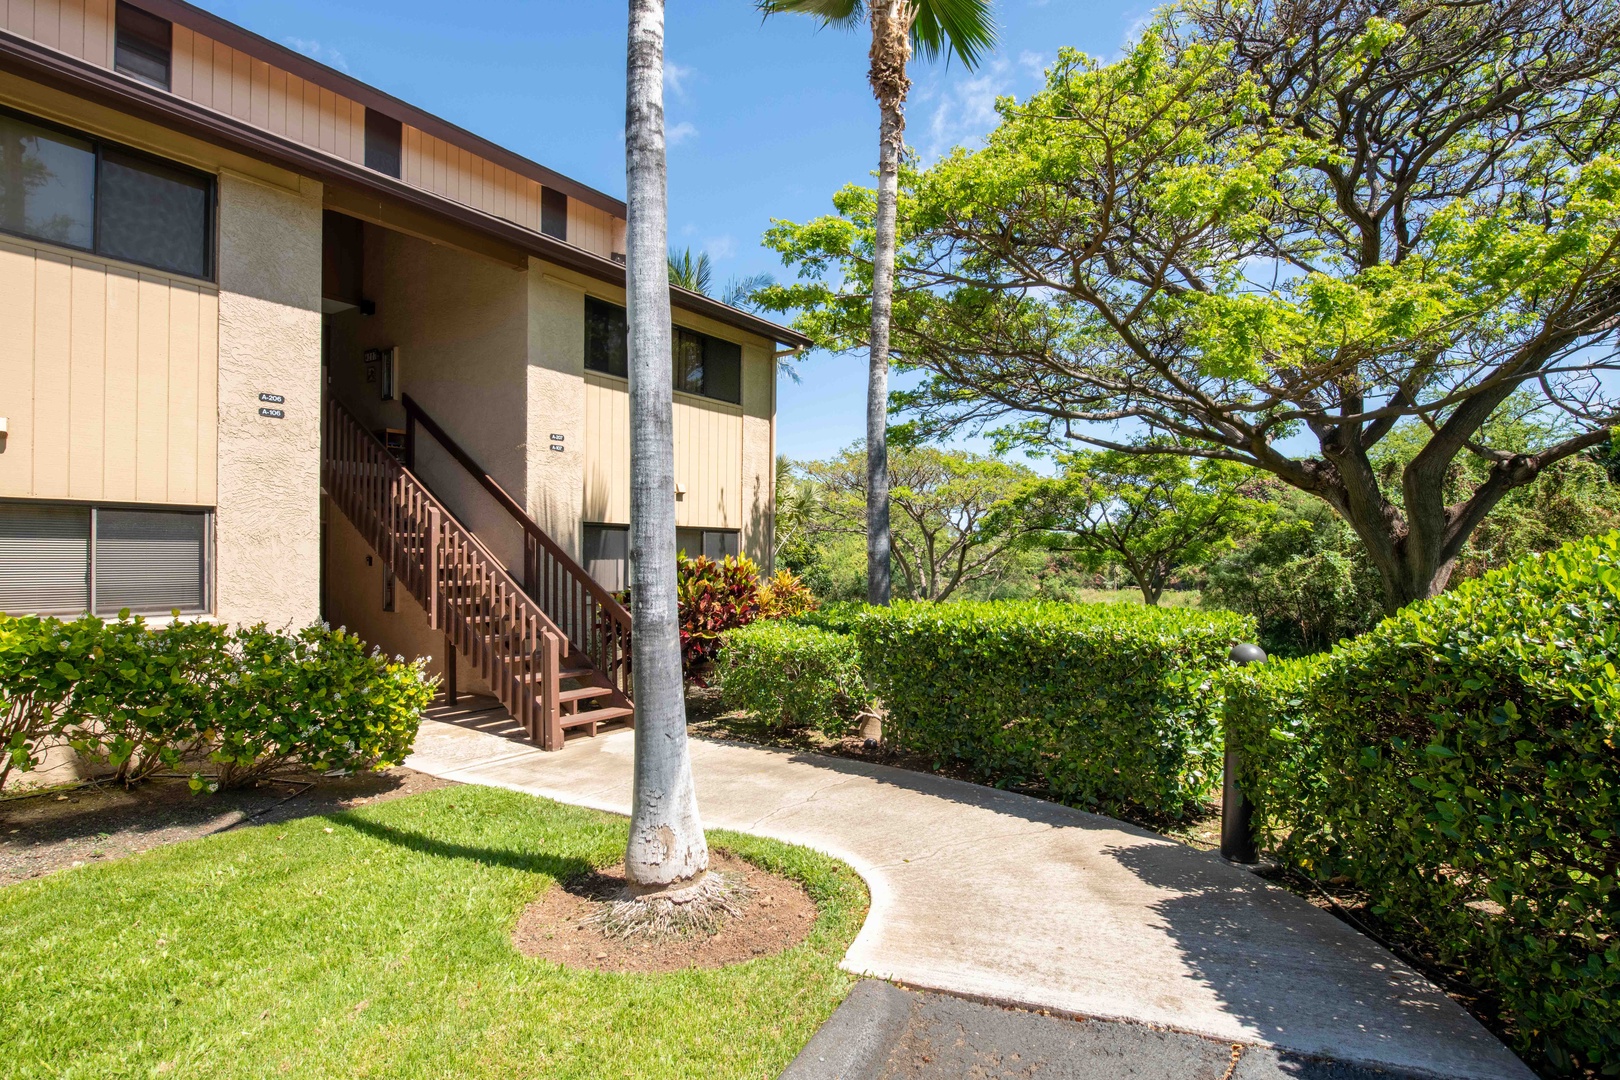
[
  {"left": 527, "top": 269, "right": 590, "bottom": 559},
  {"left": 326, "top": 222, "right": 531, "bottom": 575},
  {"left": 214, "top": 171, "right": 324, "bottom": 628},
  {"left": 741, "top": 342, "right": 776, "bottom": 567}
]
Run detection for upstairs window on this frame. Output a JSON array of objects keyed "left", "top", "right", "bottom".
[
  {"left": 673, "top": 327, "right": 741, "bottom": 404},
  {"left": 0, "top": 108, "right": 214, "bottom": 279},
  {"left": 584, "top": 296, "right": 629, "bottom": 378},
  {"left": 114, "top": 1, "right": 172, "bottom": 91},
  {"left": 364, "top": 110, "right": 402, "bottom": 178},
  {"left": 583, "top": 297, "right": 743, "bottom": 405},
  {"left": 540, "top": 187, "right": 568, "bottom": 241}
]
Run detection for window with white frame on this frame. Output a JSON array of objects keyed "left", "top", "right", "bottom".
[{"left": 0, "top": 502, "right": 211, "bottom": 617}]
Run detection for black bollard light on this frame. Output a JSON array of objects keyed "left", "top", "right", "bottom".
[{"left": 1221, "top": 642, "right": 1267, "bottom": 864}]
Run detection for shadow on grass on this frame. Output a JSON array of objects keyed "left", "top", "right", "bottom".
[{"left": 336, "top": 814, "right": 596, "bottom": 883}]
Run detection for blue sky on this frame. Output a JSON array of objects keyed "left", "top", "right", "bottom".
[{"left": 200, "top": 0, "right": 1154, "bottom": 461}]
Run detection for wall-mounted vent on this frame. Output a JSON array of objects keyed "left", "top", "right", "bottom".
[
  {"left": 365, "top": 110, "right": 403, "bottom": 178},
  {"left": 541, "top": 187, "right": 568, "bottom": 241},
  {"left": 115, "top": 1, "right": 172, "bottom": 90}
]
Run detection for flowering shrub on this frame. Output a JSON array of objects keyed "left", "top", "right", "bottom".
[{"left": 0, "top": 613, "right": 433, "bottom": 790}]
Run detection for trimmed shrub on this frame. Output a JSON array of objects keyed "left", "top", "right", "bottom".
[
  {"left": 0, "top": 614, "right": 109, "bottom": 788},
  {"left": 64, "top": 616, "right": 229, "bottom": 784},
  {"left": 788, "top": 601, "right": 869, "bottom": 636},
  {"left": 202, "top": 623, "right": 433, "bottom": 790},
  {"left": 715, "top": 621, "right": 870, "bottom": 737},
  {"left": 1224, "top": 532, "right": 1620, "bottom": 1074},
  {"left": 856, "top": 601, "right": 1255, "bottom": 818},
  {"left": 0, "top": 614, "right": 434, "bottom": 791}
]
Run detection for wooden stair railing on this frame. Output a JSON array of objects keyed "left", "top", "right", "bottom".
[
  {"left": 323, "top": 398, "right": 632, "bottom": 749},
  {"left": 401, "top": 393, "right": 634, "bottom": 705}
]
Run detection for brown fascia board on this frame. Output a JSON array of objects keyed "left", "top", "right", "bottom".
[
  {"left": 122, "top": 0, "right": 627, "bottom": 219},
  {"left": 0, "top": 29, "right": 813, "bottom": 349}
]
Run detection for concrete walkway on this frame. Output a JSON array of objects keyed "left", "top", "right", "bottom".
[{"left": 405, "top": 702, "right": 1532, "bottom": 1080}]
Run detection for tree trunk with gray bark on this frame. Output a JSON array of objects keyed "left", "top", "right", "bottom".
[
  {"left": 864, "top": 0, "right": 912, "bottom": 607},
  {"left": 623, "top": 0, "right": 708, "bottom": 893}
]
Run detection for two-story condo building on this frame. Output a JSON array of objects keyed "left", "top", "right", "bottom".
[{"left": 0, "top": 0, "right": 809, "bottom": 747}]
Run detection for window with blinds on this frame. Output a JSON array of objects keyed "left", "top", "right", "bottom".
[
  {"left": 0, "top": 502, "right": 210, "bottom": 617},
  {"left": 0, "top": 504, "right": 90, "bottom": 615},
  {"left": 675, "top": 527, "right": 739, "bottom": 562},
  {"left": 95, "top": 509, "right": 207, "bottom": 614}
]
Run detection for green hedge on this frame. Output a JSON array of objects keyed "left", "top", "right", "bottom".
[
  {"left": 714, "top": 621, "right": 872, "bottom": 738},
  {"left": 787, "top": 602, "right": 869, "bottom": 636},
  {"left": 855, "top": 601, "right": 1254, "bottom": 818},
  {"left": 1224, "top": 532, "right": 1620, "bottom": 1074},
  {"left": 1, "top": 614, "right": 434, "bottom": 791}
]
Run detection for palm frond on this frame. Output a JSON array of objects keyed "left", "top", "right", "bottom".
[
  {"left": 755, "top": 0, "right": 864, "bottom": 29},
  {"left": 911, "top": 0, "right": 997, "bottom": 69},
  {"left": 668, "top": 247, "right": 714, "bottom": 295}
]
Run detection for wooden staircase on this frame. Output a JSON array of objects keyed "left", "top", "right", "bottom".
[{"left": 323, "top": 397, "right": 633, "bottom": 749}]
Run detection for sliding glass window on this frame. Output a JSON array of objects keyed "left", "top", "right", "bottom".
[
  {"left": 0, "top": 107, "right": 214, "bottom": 279},
  {"left": 0, "top": 502, "right": 211, "bottom": 617}
]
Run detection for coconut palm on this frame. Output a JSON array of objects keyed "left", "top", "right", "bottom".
[
  {"left": 667, "top": 246, "right": 714, "bottom": 294},
  {"left": 758, "top": 0, "right": 996, "bottom": 605},
  {"left": 624, "top": 0, "right": 709, "bottom": 896}
]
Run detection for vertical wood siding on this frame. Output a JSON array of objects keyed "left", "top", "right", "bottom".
[
  {"left": 0, "top": 239, "right": 219, "bottom": 506},
  {"left": 1, "top": 0, "right": 115, "bottom": 66},
  {"left": 169, "top": 27, "right": 367, "bottom": 165},
  {"left": 581, "top": 373, "right": 742, "bottom": 529},
  {"left": 2, "top": 4, "right": 630, "bottom": 258}
]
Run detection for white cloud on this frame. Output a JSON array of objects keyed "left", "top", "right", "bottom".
[
  {"left": 664, "top": 60, "right": 696, "bottom": 99},
  {"left": 918, "top": 47, "right": 1060, "bottom": 161},
  {"left": 922, "top": 58, "right": 1014, "bottom": 161},
  {"left": 667, "top": 121, "right": 699, "bottom": 146},
  {"left": 703, "top": 235, "right": 737, "bottom": 259},
  {"left": 284, "top": 37, "right": 350, "bottom": 73}
]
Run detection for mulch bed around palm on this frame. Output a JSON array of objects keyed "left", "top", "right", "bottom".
[{"left": 513, "top": 850, "right": 818, "bottom": 973}]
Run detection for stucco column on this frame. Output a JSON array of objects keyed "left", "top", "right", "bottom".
[
  {"left": 528, "top": 266, "right": 589, "bottom": 558},
  {"left": 213, "top": 172, "right": 324, "bottom": 628}
]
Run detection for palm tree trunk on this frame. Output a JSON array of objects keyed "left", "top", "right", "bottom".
[
  {"left": 864, "top": 0, "right": 912, "bottom": 607},
  {"left": 623, "top": 0, "right": 708, "bottom": 893}
]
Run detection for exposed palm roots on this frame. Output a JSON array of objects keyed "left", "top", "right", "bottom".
[{"left": 587, "top": 871, "right": 750, "bottom": 940}]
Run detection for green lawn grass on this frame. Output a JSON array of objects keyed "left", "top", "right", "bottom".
[{"left": 0, "top": 785, "right": 868, "bottom": 1080}]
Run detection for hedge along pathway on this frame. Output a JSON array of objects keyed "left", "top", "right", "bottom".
[{"left": 406, "top": 704, "right": 1533, "bottom": 1080}]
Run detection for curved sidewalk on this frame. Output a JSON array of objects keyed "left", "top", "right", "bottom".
[{"left": 405, "top": 707, "right": 1532, "bottom": 1080}]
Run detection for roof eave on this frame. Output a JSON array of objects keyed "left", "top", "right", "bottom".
[{"left": 0, "top": 30, "right": 813, "bottom": 350}]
